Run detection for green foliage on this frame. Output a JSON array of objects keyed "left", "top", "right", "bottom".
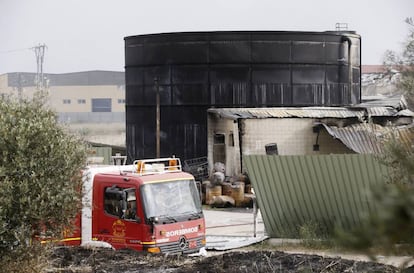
[
  {"left": 299, "top": 221, "right": 321, "bottom": 248},
  {"left": 379, "top": 128, "right": 414, "bottom": 185},
  {"left": 298, "top": 220, "right": 335, "bottom": 250},
  {"left": 0, "top": 93, "right": 87, "bottom": 270},
  {"left": 336, "top": 19, "right": 414, "bottom": 256},
  {"left": 335, "top": 183, "right": 414, "bottom": 255},
  {"left": 335, "top": 119, "right": 414, "bottom": 255}
]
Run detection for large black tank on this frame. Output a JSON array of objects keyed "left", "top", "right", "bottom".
[{"left": 124, "top": 31, "right": 361, "bottom": 161}]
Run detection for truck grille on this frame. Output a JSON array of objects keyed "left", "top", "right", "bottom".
[{"left": 159, "top": 236, "right": 204, "bottom": 254}]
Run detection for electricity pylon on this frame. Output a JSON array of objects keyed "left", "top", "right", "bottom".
[{"left": 32, "top": 43, "right": 47, "bottom": 90}]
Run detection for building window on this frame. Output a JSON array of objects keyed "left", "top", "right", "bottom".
[
  {"left": 118, "top": 99, "right": 125, "bottom": 104},
  {"left": 78, "top": 99, "right": 86, "bottom": 104},
  {"left": 214, "top": 133, "right": 225, "bottom": 144},
  {"left": 63, "top": 99, "right": 71, "bottom": 104},
  {"left": 213, "top": 133, "right": 226, "bottom": 164},
  {"left": 92, "top": 98, "right": 112, "bottom": 112},
  {"left": 229, "top": 132, "right": 234, "bottom": 147}
]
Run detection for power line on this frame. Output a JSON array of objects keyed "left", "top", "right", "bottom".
[
  {"left": 0, "top": 47, "right": 32, "bottom": 54},
  {"left": 0, "top": 44, "right": 48, "bottom": 90}
]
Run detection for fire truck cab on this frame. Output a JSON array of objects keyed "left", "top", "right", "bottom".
[{"left": 66, "top": 157, "right": 206, "bottom": 254}]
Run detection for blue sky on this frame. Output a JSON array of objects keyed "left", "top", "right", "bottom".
[{"left": 0, "top": 0, "right": 412, "bottom": 74}]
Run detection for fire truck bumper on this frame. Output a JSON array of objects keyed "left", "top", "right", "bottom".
[{"left": 144, "top": 236, "right": 205, "bottom": 254}]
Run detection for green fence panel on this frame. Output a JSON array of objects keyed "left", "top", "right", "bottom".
[{"left": 244, "top": 154, "right": 387, "bottom": 238}]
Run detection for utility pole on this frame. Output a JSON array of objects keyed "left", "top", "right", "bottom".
[
  {"left": 32, "top": 43, "right": 47, "bottom": 90},
  {"left": 17, "top": 73, "right": 23, "bottom": 102},
  {"left": 154, "top": 77, "right": 160, "bottom": 158}
]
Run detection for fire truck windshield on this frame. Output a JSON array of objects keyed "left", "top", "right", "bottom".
[{"left": 141, "top": 180, "right": 202, "bottom": 221}]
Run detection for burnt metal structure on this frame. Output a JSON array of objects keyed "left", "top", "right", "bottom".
[{"left": 124, "top": 31, "right": 361, "bottom": 161}]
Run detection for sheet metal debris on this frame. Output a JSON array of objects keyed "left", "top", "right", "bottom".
[{"left": 206, "top": 235, "right": 268, "bottom": 251}]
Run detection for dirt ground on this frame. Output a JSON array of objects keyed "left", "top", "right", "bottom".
[{"left": 46, "top": 246, "right": 413, "bottom": 273}]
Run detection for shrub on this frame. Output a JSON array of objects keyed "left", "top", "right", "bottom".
[{"left": 0, "top": 93, "right": 87, "bottom": 272}]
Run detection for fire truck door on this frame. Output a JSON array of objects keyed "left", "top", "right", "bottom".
[{"left": 95, "top": 185, "right": 144, "bottom": 251}]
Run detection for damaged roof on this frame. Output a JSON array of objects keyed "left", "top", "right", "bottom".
[
  {"left": 320, "top": 123, "right": 382, "bottom": 154},
  {"left": 208, "top": 94, "right": 413, "bottom": 120},
  {"left": 320, "top": 123, "right": 414, "bottom": 154},
  {"left": 208, "top": 94, "right": 413, "bottom": 155},
  {"left": 358, "top": 94, "right": 407, "bottom": 110},
  {"left": 208, "top": 106, "right": 413, "bottom": 120},
  {"left": 208, "top": 107, "right": 364, "bottom": 119}
]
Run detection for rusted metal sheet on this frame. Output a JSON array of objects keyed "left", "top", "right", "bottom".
[{"left": 243, "top": 154, "right": 387, "bottom": 238}]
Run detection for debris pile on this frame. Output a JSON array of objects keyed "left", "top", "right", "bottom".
[
  {"left": 201, "top": 162, "right": 254, "bottom": 208},
  {"left": 47, "top": 246, "right": 402, "bottom": 273}
]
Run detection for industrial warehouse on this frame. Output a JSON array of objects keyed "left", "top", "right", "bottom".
[{"left": 122, "top": 30, "right": 413, "bottom": 238}]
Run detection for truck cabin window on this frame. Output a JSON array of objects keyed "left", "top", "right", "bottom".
[
  {"left": 104, "top": 186, "right": 137, "bottom": 220},
  {"left": 141, "top": 180, "right": 202, "bottom": 221},
  {"left": 125, "top": 190, "right": 137, "bottom": 220}
]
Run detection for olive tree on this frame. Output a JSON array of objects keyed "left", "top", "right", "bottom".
[{"left": 0, "top": 92, "right": 87, "bottom": 271}]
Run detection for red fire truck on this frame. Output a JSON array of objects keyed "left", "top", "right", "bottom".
[{"left": 63, "top": 157, "right": 206, "bottom": 254}]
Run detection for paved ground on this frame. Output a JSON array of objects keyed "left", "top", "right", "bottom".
[
  {"left": 203, "top": 208, "right": 268, "bottom": 250},
  {"left": 201, "top": 208, "right": 414, "bottom": 267},
  {"left": 204, "top": 207, "right": 265, "bottom": 237}
]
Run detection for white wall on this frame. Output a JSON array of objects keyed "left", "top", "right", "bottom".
[
  {"left": 208, "top": 115, "right": 353, "bottom": 176},
  {"left": 243, "top": 118, "right": 352, "bottom": 156}
]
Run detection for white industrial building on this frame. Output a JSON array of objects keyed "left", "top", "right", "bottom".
[{"left": 207, "top": 98, "right": 413, "bottom": 177}]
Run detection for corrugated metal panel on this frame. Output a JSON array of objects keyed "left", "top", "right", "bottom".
[
  {"left": 244, "top": 154, "right": 387, "bottom": 238},
  {"left": 321, "top": 123, "right": 384, "bottom": 154},
  {"left": 362, "top": 106, "right": 413, "bottom": 117},
  {"left": 208, "top": 107, "right": 365, "bottom": 120},
  {"left": 365, "top": 106, "right": 398, "bottom": 117},
  {"left": 208, "top": 106, "right": 414, "bottom": 120},
  {"left": 398, "top": 125, "right": 414, "bottom": 149},
  {"left": 321, "top": 123, "right": 414, "bottom": 154},
  {"left": 358, "top": 94, "right": 407, "bottom": 110},
  {"left": 397, "top": 109, "right": 414, "bottom": 117}
]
